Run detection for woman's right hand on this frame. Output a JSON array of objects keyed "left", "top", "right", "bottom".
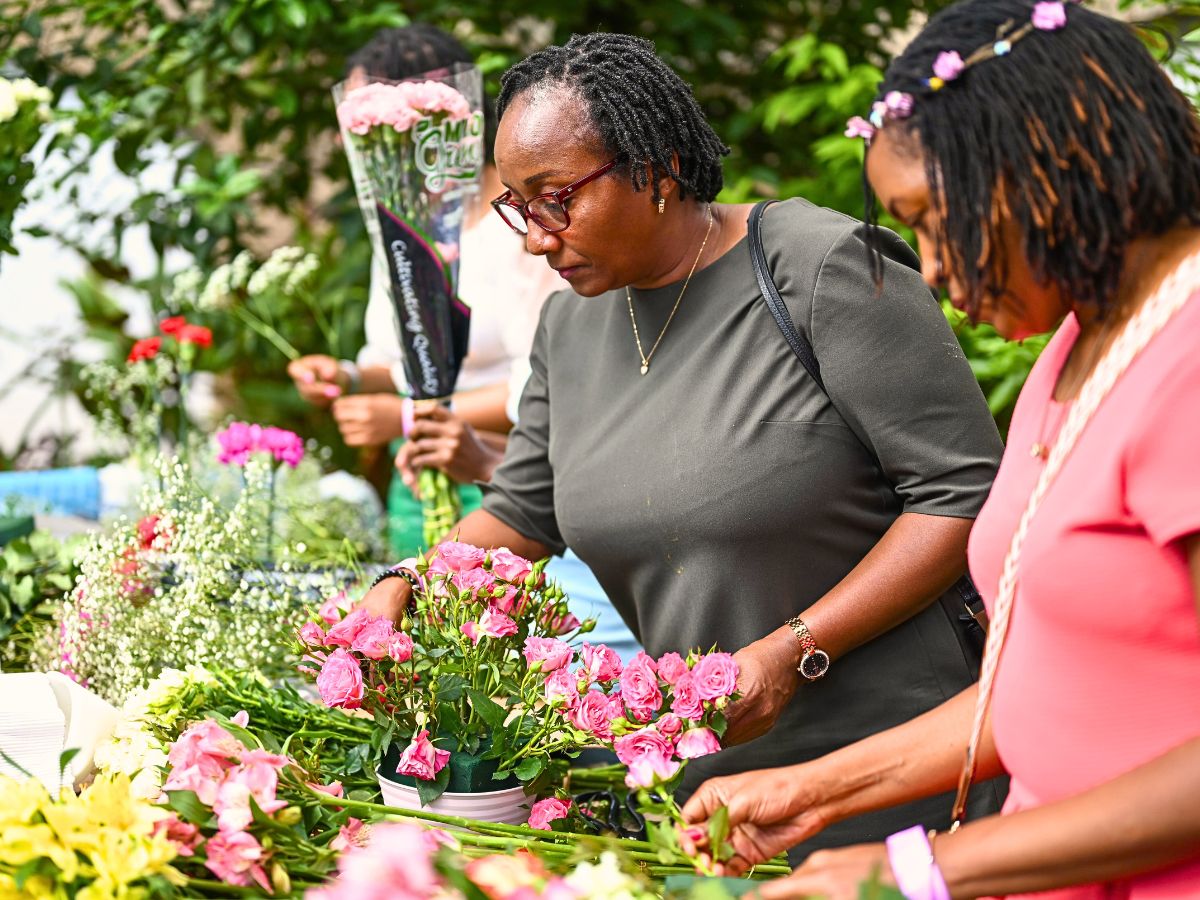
[
  {"left": 681, "top": 765, "right": 832, "bottom": 874},
  {"left": 358, "top": 575, "right": 412, "bottom": 625},
  {"left": 287, "top": 355, "right": 348, "bottom": 407},
  {"left": 396, "top": 402, "right": 505, "bottom": 492}
]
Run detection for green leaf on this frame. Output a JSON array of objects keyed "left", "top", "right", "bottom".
[
  {"left": 57, "top": 748, "right": 80, "bottom": 779},
  {"left": 709, "top": 710, "right": 728, "bottom": 738},
  {"left": 466, "top": 689, "right": 507, "bottom": 729},
  {"left": 513, "top": 756, "right": 544, "bottom": 782},
  {"left": 415, "top": 763, "right": 451, "bottom": 806},
  {"left": 707, "top": 804, "right": 730, "bottom": 852},
  {"left": 166, "top": 790, "right": 212, "bottom": 825},
  {"left": 435, "top": 672, "right": 466, "bottom": 701}
]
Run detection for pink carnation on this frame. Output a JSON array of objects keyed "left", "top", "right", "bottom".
[
  {"left": 691, "top": 652, "right": 739, "bottom": 700},
  {"left": 523, "top": 637, "right": 573, "bottom": 673},
  {"left": 676, "top": 727, "right": 722, "bottom": 760},
  {"left": 316, "top": 648, "right": 364, "bottom": 709},
  {"left": 395, "top": 730, "right": 450, "bottom": 781},
  {"left": 656, "top": 652, "right": 688, "bottom": 685},
  {"left": 527, "top": 797, "right": 571, "bottom": 831},
  {"left": 204, "top": 830, "right": 271, "bottom": 892}
]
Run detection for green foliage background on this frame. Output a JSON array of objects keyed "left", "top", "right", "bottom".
[{"left": 1, "top": 0, "right": 1197, "bottom": 462}]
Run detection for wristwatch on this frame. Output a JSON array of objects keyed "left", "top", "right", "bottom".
[{"left": 785, "top": 615, "right": 831, "bottom": 681}]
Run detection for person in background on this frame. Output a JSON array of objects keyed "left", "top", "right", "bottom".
[
  {"left": 287, "top": 24, "right": 556, "bottom": 559},
  {"left": 682, "top": 1, "right": 1200, "bottom": 896},
  {"left": 292, "top": 25, "right": 640, "bottom": 657}
]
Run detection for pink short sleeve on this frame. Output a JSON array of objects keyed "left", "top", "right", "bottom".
[{"left": 1124, "top": 347, "right": 1200, "bottom": 547}]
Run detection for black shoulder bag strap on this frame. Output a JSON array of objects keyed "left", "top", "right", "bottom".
[
  {"left": 748, "top": 200, "right": 825, "bottom": 393},
  {"left": 747, "top": 198, "right": 990, "bottom": 649}
]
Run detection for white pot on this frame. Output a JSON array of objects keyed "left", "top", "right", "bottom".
[{"left": 375, "top": 767, "right": 532, "bottom": 826}]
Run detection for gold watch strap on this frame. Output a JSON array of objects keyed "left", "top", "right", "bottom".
[{"left": 785, "top": 614, "right": 818, "bottom": 654}]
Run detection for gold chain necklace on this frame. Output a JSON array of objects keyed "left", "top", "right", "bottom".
[{"left": 625, "top": 207, "right": 714, "bottom": 375}]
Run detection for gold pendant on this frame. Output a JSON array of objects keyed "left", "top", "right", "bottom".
[
  {"left": 1030, "top": 442, "right": 1048, "bottom": 460},
  {"left": 640, "top": 364, "right": 649, "bottom": 375}
]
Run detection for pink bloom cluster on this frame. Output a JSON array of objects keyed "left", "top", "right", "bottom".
[
  {"left": 526, "top": 797, "right": 571, "bottom": 831},
  {"left": 160, "top": 712, "right": 325, "bottom": 891},
  {"left": 308, "top": 822, "right": 448, "bottom": 900},
  {"left": 216, "top": 421, "right": 305, "bottom": 468},
  {"left": 428, "top": 541, "right": 580, "bottom": 644},
  {"left": 336, "top": 80, "right": 472, "bottom": 136},
  {"left": 299, "top": 608, "right": 414, "bottom": 710},
  {"left": 540, "top": 646, "right": 739, "bottom": 790}
]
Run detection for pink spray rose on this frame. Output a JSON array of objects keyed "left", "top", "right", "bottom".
[
  {"left": 656, "top": 713, "right": 683, "bottom": 740},
  {"left": 619, "top": 653, "right": 663, "bottom": 724},
  {"left": 656, "top": 652, "right": 688, "bottom": 685},
  {"left": 527, "top": 797, "right": 572, "bottom": 831},
  {"left": 523, "top": 637, "right": 573, "bottom": 673},
  {"left": 430, "top": 540, "right": 487, "bottom": 574},
  {"left": 318, "top": 593, "right": 348, "bottom": 625},
  {"left": 676, "top": 727, "right": 722, "bottom": 760},
  {"left": 544, "top": 667, "right": 580, "bottom": 709},
  {"left": 613, "top": 725, "right": 675, "bottom": 767},
  {"left": 316, "top": 648, "right": 365, "bottom": 709},
  {"left": 461, "top": 621, "right": 482, "bottom": 645},
  {"left": 542, "top": 606, "right": 582, "bottom": 636},
  {"left": 616, "top": 725, "right": 682, "bottom": 789},
  {"left": 387, "top": 632, "right": 414, "bottom": 663},
  {"left": 453, "top": 566, "right": 496, "bottom": 598},
  {"left": 324, "top": 608, "right": 372, "bottom": 648},
  {"left": 298, "top": 621, "right": 327, "bottom": 647},
  {"left": 204, "top": 830, "right": 271, "bottom": 892},
  {"left": 691, "top": 652, "right": 739, "bottom": 700},
  {"left": 395, "top": 730, "right": 450, "bottom": 781},
  {"left": 479, "top": 605, "right": 518, "bottom": 640},
  {"left": 581, "top": 643, "right": 623, "bottom": 683},
  {"left": 567, "top": 690, "right": 622, "bottom": 741},
  {"left": 349, "top": 615, "right": 395, "bottom": 660},
  {"left": 489, "top": 547, "right": 533, "bottom": 582},
  {"left": 670, "top": 672, "right": 705, "bottom": 721}
]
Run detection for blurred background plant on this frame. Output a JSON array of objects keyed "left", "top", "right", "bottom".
[{"left": 0, "top": 0, "right": 1196, "bottom": 459}]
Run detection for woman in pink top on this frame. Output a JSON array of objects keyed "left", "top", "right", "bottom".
[{"left": 681, "top": 1, "right": 1200, "bottom": 897}]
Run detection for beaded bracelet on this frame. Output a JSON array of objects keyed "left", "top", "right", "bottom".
[
  {"left": 885, "top": 825, "right": 951, "bottom": 900},
  {"left": 370, "top": 567, "right": 419, "bottom": 592}
]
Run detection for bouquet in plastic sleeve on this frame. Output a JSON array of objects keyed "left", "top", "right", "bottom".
[{"left": 333, "top": 65, "right": 485, "bottom": 546}]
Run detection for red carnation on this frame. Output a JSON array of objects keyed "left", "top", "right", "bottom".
[
  {"left": 127, "top": 337, "right": 162, "bottom": 364},
  {"left": 160, "top": 316, "right": 187, "bottom": 336},
  {"left": 176, "top": 324, "right": 213, "bottom": 348}
]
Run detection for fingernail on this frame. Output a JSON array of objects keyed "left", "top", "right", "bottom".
[
  {"left": 300, "top": 372, "right": 314, "bottom": 384},
  {"left": 323, "top": 384, "right": 342, "bottom": 398}
]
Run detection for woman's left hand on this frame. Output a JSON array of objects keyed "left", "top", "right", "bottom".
[
  {"left": 723, "top": 627, "right": 802, "bottom": 745},
  {"left": 755, "top": 844, "right": 894, "bottom": 900}
]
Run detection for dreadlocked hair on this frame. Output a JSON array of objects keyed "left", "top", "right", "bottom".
[
  {"left": 345, "top": 24, "right": 472, "bottom": 82},
  {"left": 495, "top": 32, "right": 729, "bottom": 203},
  {"left": 867, "top": 0, "right": 1200, "bottom": 320}
]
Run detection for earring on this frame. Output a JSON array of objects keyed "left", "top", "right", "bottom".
[{"left": 657, "top": 198, "right": 666, "bottom": 214}]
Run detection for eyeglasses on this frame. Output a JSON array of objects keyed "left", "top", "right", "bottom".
[{"left": 491, "top": 159, "right": 617, "bottom": 235}]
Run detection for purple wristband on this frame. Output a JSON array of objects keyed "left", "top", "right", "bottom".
[{"left": 885, "top": 825, "right": 951, "bottom": 900}]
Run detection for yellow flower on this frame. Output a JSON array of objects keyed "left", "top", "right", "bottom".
[{"left": 0, "top": 777, "right": 49, "bottom": 828}]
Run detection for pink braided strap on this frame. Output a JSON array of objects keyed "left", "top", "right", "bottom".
[{"left": 886, "top": 825, "right": 952, "bottom": 900}]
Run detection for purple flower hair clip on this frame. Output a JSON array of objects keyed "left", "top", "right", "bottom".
[{"left": 845, "top": 0, "right": 1080, "bottom": 144}]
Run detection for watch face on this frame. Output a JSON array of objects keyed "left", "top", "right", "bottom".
[{"left": 800, "top": 650, "right": 830, "bottom": 681}]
